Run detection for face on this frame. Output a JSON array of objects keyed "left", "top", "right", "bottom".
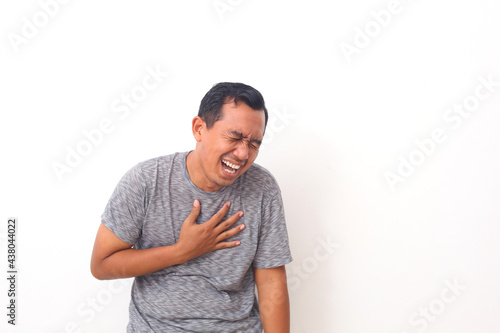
[{"left": 189, "top": 101, "right": 266, "bottom": 192}]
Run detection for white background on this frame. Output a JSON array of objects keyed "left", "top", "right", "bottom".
[{"left": 1, "top": 0, "right": 500, "bottom": 332}]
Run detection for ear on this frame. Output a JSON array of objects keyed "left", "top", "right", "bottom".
[{"left": 192, "top": 116, "right": 205, "bottom": 142}]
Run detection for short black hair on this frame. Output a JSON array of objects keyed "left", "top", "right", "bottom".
[{"left": 198, "top": 82, "right": 268, "bottom": 129}]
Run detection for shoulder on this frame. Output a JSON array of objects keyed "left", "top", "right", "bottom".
[
  {"left": 240, "top": 162, "right": 281, "bottom": 195},
  {"left": 136, "top": 151, "right": 186, "bottom": 172},
  {"left": 137, "top": 152, "right": 182, "bottom": 169},
  {"left": 128, "top": 152, "right": 187, "bottom": 185}
]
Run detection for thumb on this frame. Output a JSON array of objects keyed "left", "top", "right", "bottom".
[{"left": 185, "top": 200, "right": 201, "bottom": 224}]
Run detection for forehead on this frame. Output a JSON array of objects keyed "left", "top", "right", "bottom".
[{"left": 214, "top": 102, "right": 266, "bottom": 138}]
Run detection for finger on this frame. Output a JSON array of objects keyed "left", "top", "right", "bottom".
[
  {"left": 184, "top": 200, "right": 201, "bottom": 225},
  {"left": 215, "top": 223, "right": 245, "bottom": 243},
  {"left": 206, "top": 201, "right": 231, "bottom": 227},
  {"left": 214, "top": 240, "right": 241, "bottom": 250},
  {"left": 214, "top": 211, "right": 244, "bottom": 234}
]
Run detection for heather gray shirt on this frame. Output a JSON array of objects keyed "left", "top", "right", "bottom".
[{"left": 101, "top": 151, "right": 292, "bottom": 332}]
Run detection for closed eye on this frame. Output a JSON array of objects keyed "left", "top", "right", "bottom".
[
  {"left": 226, "top": 131, "right": 262, "bottom": 150},
  {"left": 249, "top": 140, "right": 261, "bottom": 151}
]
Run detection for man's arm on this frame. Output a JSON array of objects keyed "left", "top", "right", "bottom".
[
  {"left": 91, "top": 200, "right": 245, "bottom": 280},
  {"left": 254, "top": 265, "right": 290, "bottom": 333},
  {"left": 91, "top": 222, "right": 183, "bottom": 279}
]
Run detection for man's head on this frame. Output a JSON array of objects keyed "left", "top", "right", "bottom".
[
  {"left": 187, "top": 82, "right": 268, "bottom": 192},
  {"left": 198, "top": 82, "right": 268, "bottom": 130}
]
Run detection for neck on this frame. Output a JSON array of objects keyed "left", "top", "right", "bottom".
[{"left": 186, "top": 150, "right": 222, "bottom": 192}]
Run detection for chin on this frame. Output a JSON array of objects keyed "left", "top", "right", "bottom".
[{"left": 215, "top": 174, "right": 240, "bottom": 188}]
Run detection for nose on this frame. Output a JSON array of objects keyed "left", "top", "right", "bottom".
[{"left": 233, "top": 141, "right": 249, "bottom": 161}]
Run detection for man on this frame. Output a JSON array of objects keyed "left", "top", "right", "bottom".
[{"left": 91, "top": 82, "right": 293, "bottom": 332}]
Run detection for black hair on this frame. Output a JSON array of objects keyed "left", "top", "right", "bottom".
[{"left": 198, "top": 82, "right": 268, "bottom": 129}]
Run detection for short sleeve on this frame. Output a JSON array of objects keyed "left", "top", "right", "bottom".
[
  {"left": 253, "top": 190, "right": 293, "bottom": 269},
  {"left": 101, "top": 164, "right": 148, "bottom": 245}
]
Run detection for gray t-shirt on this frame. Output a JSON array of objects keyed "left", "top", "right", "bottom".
[{"left": 101, "top": 151, "right": 292, "bottom": 332}]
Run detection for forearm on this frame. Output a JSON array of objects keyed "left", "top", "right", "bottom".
[
  {"left": 255, "top": 266, "right": 290, "bottom": 333},
  {"left": 258, "top": 285, "right": 290, "bottom": 333},
  {"left": 92, "top": 243, "right": 186, "bottom": 280}
]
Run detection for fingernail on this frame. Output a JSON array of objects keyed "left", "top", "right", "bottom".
[
  {"left": 193, "top": 200, "right": 199, "bottom": 207},
  {"left": 240, "top": 224, "right": 245, "bottom": 230},
  {"left": 239, "top": 211, "right": 244, "bottom": 217},
  {"left": 227, "top": 202, "right": 231, "bottom": 208},
  {"left": 235, "top": 241, "right": 241, "bottom": 245}
]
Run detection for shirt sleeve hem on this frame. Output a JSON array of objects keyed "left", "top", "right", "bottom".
[
  {"left": 252, "top": 256, "right": 293, "bottom": 270},
  {"left": 101, "top": 214, "right": 137, "bottom": 245}
]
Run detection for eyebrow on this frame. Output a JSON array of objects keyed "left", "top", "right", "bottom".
[{"left": 229, "top": 130, "right": 262, "bottom": 146}]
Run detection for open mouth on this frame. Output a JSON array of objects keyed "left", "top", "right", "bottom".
[{"left": 221, "top": 159, "right": 241, "bottom": 175}]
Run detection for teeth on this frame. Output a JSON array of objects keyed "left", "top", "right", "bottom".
[
  {"left": 222, "top": 160, "right": 241, "bottom": 170},
  {"left": 223, "top": 167, "right": 236, "bottom": 174}
]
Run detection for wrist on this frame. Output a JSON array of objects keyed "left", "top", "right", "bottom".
[{"left": 171, "top": 241, "right": 190, "bottom": 265}]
